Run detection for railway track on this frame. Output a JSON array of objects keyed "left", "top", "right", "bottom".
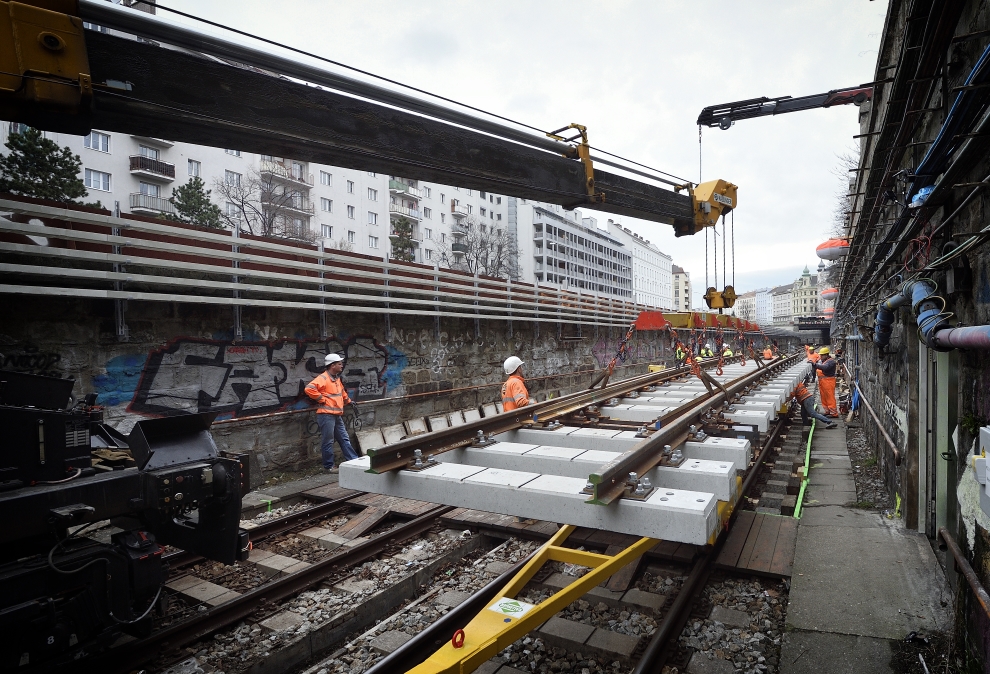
[{"left": 61, "top": 354, "right": 806, "bottom": 674}]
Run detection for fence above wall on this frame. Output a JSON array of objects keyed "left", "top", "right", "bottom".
[{"left": 0, "top": 196, "right": 658, "bottom": 329}]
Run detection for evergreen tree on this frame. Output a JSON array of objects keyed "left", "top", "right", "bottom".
[
  {"left": 0, "top": 127, "right": 88, "bottom": 203},
  {"left": 167, "top": 176, "right": 224, "bottom": 229},
  {"left": 390, "top": 216, "right": 416, "bottom": 262}
]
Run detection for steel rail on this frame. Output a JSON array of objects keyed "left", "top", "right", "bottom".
[
  {"left": 85, "top": 504, "right": 454, "bottom": 674},
  {"left": 852, "top": 380, "right": 902, "bottom": 466},
  {"left": 938, "top": 527, "right": 990, "bottom": 620},
  {"left": 589, "top": 353, "right": 802, "bottom": 504},
  {"left": 366, "top": 357, "right": 729, "bottom": 473},
  {"left": 634, "top": 409, "right": 790, "bottom": 673}
]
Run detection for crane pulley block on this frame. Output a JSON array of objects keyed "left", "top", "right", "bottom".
[
  {"left": 0, "top": 0, "right": 93, "bottom": 134},
  {"left": 674, "top": 179, "right": 738, "bottom": 237},
  {"left": 704, "top": 285, "right": 737, "bottom": 310}
]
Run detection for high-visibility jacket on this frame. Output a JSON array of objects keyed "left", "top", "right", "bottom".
[
  {"left": 763, "top": 348, "right": 773, "bottom": 359},
  {"left": 700, "top": 348, "right": 714, "bottom": 357},
  {"left": 795, "top": 382, "right": 814, "bottom": 404},
  {"left": 675, "top": 347, "right": 686, "bottom": 360},
  {"left": 805, "top": 346, "right": 820, "bottom": 364},
  {"left": 501, "top": 374, "right": 530, "bottom": 411},
  {"left": 305, "top": 371, "right": 351, "bottom": 414},
  {"left": 722, "top": 349, "right": 734, "bottom": 357}
]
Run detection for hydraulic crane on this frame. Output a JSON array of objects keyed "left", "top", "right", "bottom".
[
  {"left": 697, "top": 84, "right": 873, "bottom": 130},
  {"left": 0, "top": 0, "right": 737, "bottom": 237}
]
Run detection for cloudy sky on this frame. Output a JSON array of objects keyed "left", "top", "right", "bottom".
[{"left": 166, "top": 0, "right": 888, "bottom": 307}]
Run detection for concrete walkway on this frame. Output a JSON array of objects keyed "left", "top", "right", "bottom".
[{"left": 780, "top": 423, "right": 952, "bottom": 674}]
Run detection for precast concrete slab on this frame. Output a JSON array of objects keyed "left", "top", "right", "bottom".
[
  {"left": 340, "top": 456, "right": 719, "bottom": 544},
  {"left": 436, "top": 444, "right": 736, "bottom": 499},
  {"left": 735, "top": 400, "right": 778, "bottom": 419},
  {"left": 604, "top": 405, "right": 674, "bottom": 423},
  {"left": 724, "top": 409, "right": 770, "bottom": 432},
  {"left": 500, "top": 426, "right": 642, "bottom": 452},
  {"left": 684, "top": 437, "right": 750, "bottom": 473}
]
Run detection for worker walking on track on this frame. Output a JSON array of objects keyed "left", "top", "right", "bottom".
[
  {"left": 793, "top": 381, "right": 836, "bottom": 428},
  {"left": 501, "top": 356, "right": 534, "bottom": 411},
  {"left": 305, "top": 353, "right": 360, "bottom": 473},
  {"left": 812, "top": 347, "right": 839, "bottom": 417}
]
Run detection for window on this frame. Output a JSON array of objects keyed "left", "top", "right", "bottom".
[
  {"left": 440, "top": 213, "right": 446, "bottom": 224},
  {"left": 9, "top": 122, "right": 29, "bottom": 135},
  {"left": 322, "top": 224, "right": 333, "bottom": 238},
  {"left": 346, "top": 180, "right": 354, "bottom": 194},
  {"left": 139, "top": 182, "right": 160, "bottom": 197},
  {"left": 225, "top": 149, "right": 241, "bottom": 156},
  {"left": 321, "top": 197, "right": 333, "bottom": 212},
  {"left": 422, "top": 186, "right": 431, "bottom": 198},
  {"left": 226, "top": 202, "right": 240, "bottom": 218},
  {"left": 480, "top": 191, "right": 487, "bottom": 199},
  {"left": 320, "top": 171, "right": 332, "bottom": 186},
  {"left": 293, "top": 217, "right": 305, "bottom": 233},
  {"left": 368, "top": 211, "right": 378, "bottom": 225},
  {"left": 347, "top": 205, "right": 355, "bottom": 219},
  {"left": 480, "top": 207, "right": 487, "bottom": 217},
  {"left": 424, "top": 228, "right": 432, "bottom": 239},
  {"left": 466, "top": 205, "right": 473, "bottom": 214},
  {"left": 368, "top": 188, "right": 378, "bottom": 201},
  {"left": 291, "top": 162, "right": 305, "bottom": 180},
  {"left": 497, "top": 197, "right": 502, "bottom": 204},
  {"left": 369, "top": 235, "right": 379, "bottom": 249},
  {"left": 84, "top": 131, "right": 110, "bottom": 152},
  {"left": 425, "top": 249, "right": 433, "bottom": 261},
  {"left": 84, "top": 168, "right": 111, "bottom": 191},
  {"left": 261, "top": 154, "right": 273, "bottom": 162},
  {"left": 347, "top": 230, "right": 355, "bottom": 243},
  {"left": 225, "top": 170, "right": 241, "bottom": 187},
  {"left": 367, "top": 171, "right": 377, "bottom": 177},
  {"left": 83, "top": 21, "right": 109, "bottom": 33},
  {"left": 496, "top": 213, "right": 502, "bottom": 221},
  {"left": 441, "top": 233, "right": 446, "bottom": 243},
  {"left": 423, "top": 207, "right": 432, "bottom": 219},
  {"left": 440, "top": 193, "right": 446, "bottom": 203},
  {"left": 188, "top": 159, "right": 201, "bottom": 177},
  {"left": 139, "top": 145, "right": 159, "bottom": 160},
  {"left": 466, "top": 189, "right": 472, "bottom": 196}
]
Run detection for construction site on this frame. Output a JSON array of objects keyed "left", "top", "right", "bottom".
[{"left": 1, "top": 1, "right": 990, "bottom": 673}]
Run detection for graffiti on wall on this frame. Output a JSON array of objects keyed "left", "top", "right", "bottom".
[
  {"left": 1, "top": 346, "right": 64, "bottom": 377},
  {"left": 125, "top": 336, "right": 391, "bottom": 417}
]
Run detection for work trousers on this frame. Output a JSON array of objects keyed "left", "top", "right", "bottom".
[
  {"left": 317, "top": 413, "right": 359, "bottom": 468},
  {"left": 817, "top": 376, "right": 838, "bottom": 416},
  {"left": 800, "top": 398, "right": 832, "bottom": 425}
]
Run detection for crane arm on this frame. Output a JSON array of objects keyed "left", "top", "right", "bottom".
[{"left": 697, "top": 85, "right": 873, "bottom": 129}]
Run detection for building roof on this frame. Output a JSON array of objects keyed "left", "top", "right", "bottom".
[
  {"left": 672, "top": 265, "right": 686, "bottom": 274},
  {"left": 772, "top": 283, "right": 794, "bottom": 294}
]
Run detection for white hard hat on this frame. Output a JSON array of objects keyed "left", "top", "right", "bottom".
[
  {"left": 503, "top": 356, "right": 524, "bottom": 375},
  {"left": 325, "top": 353, "right": 344, "bottom": 365}
]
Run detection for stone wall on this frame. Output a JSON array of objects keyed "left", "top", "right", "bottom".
[{"left": 0, "top": 295, "right": 677, "bottom": 483}]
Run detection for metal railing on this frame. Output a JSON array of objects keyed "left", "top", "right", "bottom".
[
  {"left": 0, "top": 197, "right": 651, "bottom": 327},
  {"left": 451, "top": 204, "right": 469, "bottom": 217},
  {"left": 129, "top": 193, "right": 176, "bottom": 215},
  {"left": 389, "top": 227, "right": 423, "bottom": 242},
  {"left": 388, "top": 180, "right": 421, "bottom": 198},
  {"left": 129, "top": 155, "right": 175, "bottom": 179},
  {"left": 260, "top": 160, "right": 314, "bottom": 186},
  {"left": 389, "top": 204, "right": 421, "bottom": 219}
]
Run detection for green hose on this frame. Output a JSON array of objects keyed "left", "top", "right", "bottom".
[{"left": 792, "top": 418, "right": 816, "bottom": 519}]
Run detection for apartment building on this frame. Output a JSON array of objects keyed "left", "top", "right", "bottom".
[
  {"left": 791, "top": 266, "right": 820, "bottom": 319},
  {"left": 672, "top": 265, "right": 692, "bottom": 311},
  {"left": 772, "top": 283, "right": 794, "bottom": 325},
  {"left": 605, "top": 220, "right": 673, "bottom": 309},
  {"left": 733, "top": 290, "right": 756, "bottom": 321}
]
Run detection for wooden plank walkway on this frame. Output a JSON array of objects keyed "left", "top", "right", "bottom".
[{"left": 715, "top": 511, "right": 797, "bottom": 578}]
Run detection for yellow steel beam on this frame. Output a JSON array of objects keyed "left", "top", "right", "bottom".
[
  {"left": 410, "top": 527, "right": 657, "bottom": 674},
  {"left": 544, "top": 546, "right": 612, "bottom": 568}
]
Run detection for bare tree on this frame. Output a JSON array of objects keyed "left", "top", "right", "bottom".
[
  {"left": 213, "top": 168, "right": 315, "bottom": 242},
  {"left": 324, "top": 237, "right": 354, "bottom": 252},
  {"left": 435, "top": 216, "right": 519, "bottom": 278}
]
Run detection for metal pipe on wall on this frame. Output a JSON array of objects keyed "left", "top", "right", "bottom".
[{"left": 853, "top": 380, "right": 902, "bottom": 466}]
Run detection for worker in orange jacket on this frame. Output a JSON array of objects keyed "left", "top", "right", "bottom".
[
  {"left": 812, "top": 347, "right": 839, "bottom": 417},
  {"left": 501, "top": 356, "right": 534, "bottom": 411},
  {"left": 763, "top": 345, "right": 774, "bottom": 360},
  {"left": 305, "top": 353, "right": 359, "bottom": 472},
  {"left": 793, "top": 381, "right": 836, "bottom": 428}
]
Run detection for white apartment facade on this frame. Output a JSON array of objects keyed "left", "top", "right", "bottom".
[
  {"left": 605, "top": 220, "right": 673, "bottom": 309},
  {"left": 754, "top": 288, "right": 773, "bottom": 325},
  {"left": 792, "top": 267, "right": 820, "bottom": 319},
  {"left": 772, "top": 283, "right": 794, "bottom": 326},
  {"left": 672, "top": 265, "right": 691, "bottom": 311},
  {"left": 733, "top": 290, "right": 756, "bottom": 321}
]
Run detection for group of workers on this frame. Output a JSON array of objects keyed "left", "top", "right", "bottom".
[
  {"left": 305, "top": 341, "right": 843, "bottom": 472},
  {"left": 677, "top": 343, "right": 734, "bottom": 362}
]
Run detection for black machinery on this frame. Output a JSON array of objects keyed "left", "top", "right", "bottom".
[{"left": 0, "top": 370, "right": 251, "bottom": 670}]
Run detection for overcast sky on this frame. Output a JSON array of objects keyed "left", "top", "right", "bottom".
[{"left": 166, "top": 0, "right": 888, "bottom": 307}]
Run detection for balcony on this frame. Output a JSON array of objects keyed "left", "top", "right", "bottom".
[
  {"left": 389, "top": 203, "right": 421, "bottom": 220},
  {"left": 262, "top": 196, "right": 315, "bottom": 215},
  {"left": 451, "top": 222, "right": 469, "bottom": 238},
  {"left": 451, "top": 204, "right": 469, "bottom": 219},
  {"left": 130, "top": 135, "right": 174, "bottom": 148},
  {"left": 129, "top": 155, "right": 175, "bottom": 181},
  {"left": 389, "top": 180, "right": 422, "bottom": 199},
  {"left": 451, "top": 242, "right": 469, "bottom": 254},
  {"left": 129, "top": 192, "right": 176, "bottom": 215},
  {"left": 389, "top": 227, "right": 423, "bottom": 244},
  {"left": 260, "top": 160, "right": 314, "bottom": 187}
]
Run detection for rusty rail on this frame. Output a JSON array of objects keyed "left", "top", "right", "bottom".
[
  {"left": 852, "top": 380, "right": 902, "bottom": 466},
  {"left": 938, "top": 527, "right": 990, "bottom": 620}
]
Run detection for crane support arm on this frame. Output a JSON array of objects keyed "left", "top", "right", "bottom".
[{"left": 697, "top": 85, "right": 873, "bottom": 129}]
